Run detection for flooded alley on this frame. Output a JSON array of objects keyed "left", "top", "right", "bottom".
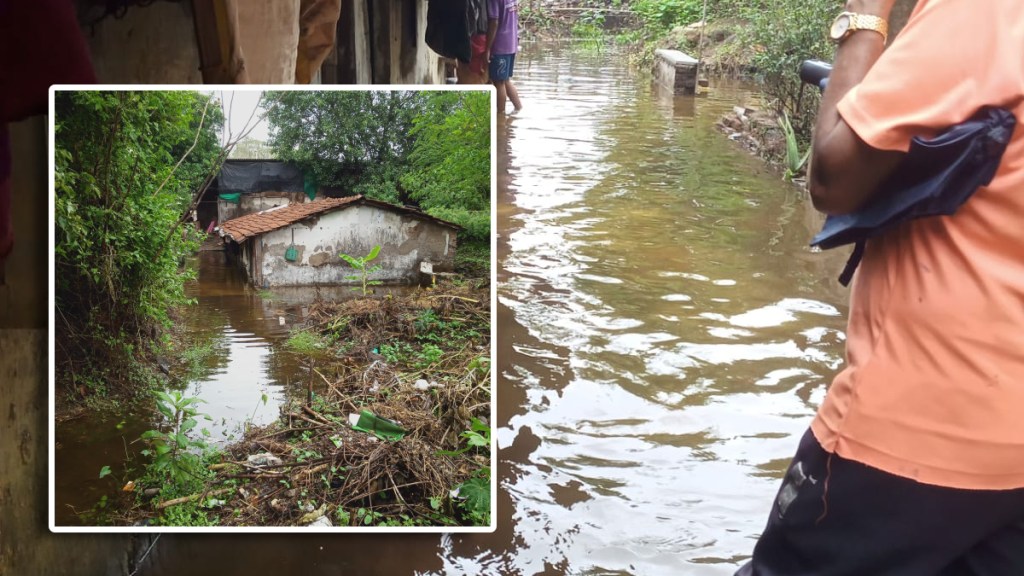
[{"left": 128, "top": 41, "right": 848, "bottom": 574}]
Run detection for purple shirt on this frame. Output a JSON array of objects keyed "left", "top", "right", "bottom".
[{"left": 487, "top": 0, "right": 518, "bottom": 55}]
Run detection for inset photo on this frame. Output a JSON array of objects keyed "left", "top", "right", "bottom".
[{"left": 50, "top": 87, "right": 495, "bottom": 532}]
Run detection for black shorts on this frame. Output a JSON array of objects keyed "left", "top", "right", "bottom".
[{"left": 736, "top": 429, "right": 1024, "bottom": 576}]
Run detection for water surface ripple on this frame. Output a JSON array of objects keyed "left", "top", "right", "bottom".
[{"left": 140, "top": 42, "right": 852, "bottom": 576}]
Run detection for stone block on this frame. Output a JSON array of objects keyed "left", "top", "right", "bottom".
[{"left": 654, "top": 49, "right": 699, "bottom": 95}]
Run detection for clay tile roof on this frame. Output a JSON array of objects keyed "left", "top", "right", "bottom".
[{"left": 217, "top": 195, "right": 460, "bottom": 243}]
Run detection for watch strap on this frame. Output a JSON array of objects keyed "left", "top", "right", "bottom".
[{"left": 847, "top": 13, "right": 889, "bottom": 43}]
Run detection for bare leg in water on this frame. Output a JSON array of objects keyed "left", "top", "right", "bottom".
[
  {"left": 495, "top": 81, "right": 508, "bottom": 114},
  {"left": 506, "top": 79, "right": 523, "bottom": 112},
  {"left": 494, "top": 80, "right": 522, "bottom": 114}
]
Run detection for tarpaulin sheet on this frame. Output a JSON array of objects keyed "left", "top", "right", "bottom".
[
  {"left": 303, "top": 172, "right": 318, "bottom": 200},
  {"left": 216, "top": 161, "right": 304, "bottom": 193}
]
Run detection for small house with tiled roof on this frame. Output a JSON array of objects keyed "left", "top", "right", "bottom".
[{"left": 216, "top": 196, "right": 459, "bottom": 288}]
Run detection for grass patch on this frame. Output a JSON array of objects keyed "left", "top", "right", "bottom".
[{"left": 454, "top": 240, "right": 490, "bottom": 279}]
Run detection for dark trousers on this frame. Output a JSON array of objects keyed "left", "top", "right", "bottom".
[{"left": 736, "top": 429, "right": 1024, "bottom": 576}]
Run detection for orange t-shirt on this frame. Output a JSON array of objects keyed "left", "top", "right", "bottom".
[{"left": 811, "top": 0, "right": 1024, "bottom": 490}]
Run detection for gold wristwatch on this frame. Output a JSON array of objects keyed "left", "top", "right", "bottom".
[{"left": 829, "top": 12, "right": 888, "bottom": 44}]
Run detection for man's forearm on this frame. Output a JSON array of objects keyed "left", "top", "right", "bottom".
[
  {"left": 810, "top": 0, "right": 903, "bottom": 215},
  {"left": 486, "top": 20, "right": 498, "bottom": 53}
]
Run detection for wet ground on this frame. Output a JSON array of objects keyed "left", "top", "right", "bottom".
[
  {"left": 53, "top": 250, "right": 420, "bottom": 526},
  {"left": 122, "top": 42, "right": 854, "bottom": 575}
]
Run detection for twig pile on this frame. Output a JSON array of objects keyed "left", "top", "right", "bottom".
[{"left": 195, "top": 280, "right": 491, "bottom": 527}]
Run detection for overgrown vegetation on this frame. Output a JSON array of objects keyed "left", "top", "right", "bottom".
[
  {"left": 263, "top": 91, "right": 491, "bottom": 246},
  {"left": 741, "top": 1, "right": 834, "bottom": 144},
  {"left": 54, "top": 91, "right": 224, "bottom": 401}
]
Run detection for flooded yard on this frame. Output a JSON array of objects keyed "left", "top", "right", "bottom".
[{"left": 54, "top": 250, "right": 416, "bottom": 525}]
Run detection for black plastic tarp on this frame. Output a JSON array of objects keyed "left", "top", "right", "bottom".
[{"left": 216, "top": 161, "right": 304, "bottom": 193}]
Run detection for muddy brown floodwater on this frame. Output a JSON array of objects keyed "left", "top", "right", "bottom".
[
  {"left": 54, "top": 250, "right": 424, "bottom": 526},
  {"left": 75, "top": 42, "right": 853, "bottom": 574}
]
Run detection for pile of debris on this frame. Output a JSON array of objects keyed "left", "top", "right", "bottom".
[{"left": 142, "top": 280, "right": 492, "bottom": 528}]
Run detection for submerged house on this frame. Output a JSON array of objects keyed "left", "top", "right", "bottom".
[{"left": 217, "top": 196, "right": 459, "bottom": 287}]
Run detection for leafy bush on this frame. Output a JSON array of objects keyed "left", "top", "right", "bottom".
[
  {"left": 139, "top": 390, "right": 212, "bottom": 492},
  {"left": 439, "top": 418, "right": 491, "bottom": 526},
  {"left": 632, "top": 0, "right": 703, "bottom": 30},
  {"left": 739, "top": 0, "right": 835, "bottom": 144},
  {"left": 54, "top": 91, "right": 223, "bottom": 395},
  {"left": 424, "top": 206, "right": 490, "bottom": 244}
]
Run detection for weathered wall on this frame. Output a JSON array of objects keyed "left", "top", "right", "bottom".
[
  {"left": 1, "top": 119, "right": 138, "bottom": 576},
  {"left": 355, "top": 0, "right": 444, "bottom": 84},
  {"left": 0, "top": 332, "right": 141, "bottom": 576},
  {"left": 324, "top": 0, "right": 373, "bottom": 83},
  {"left": 83, "top": 2, "right": 202, "bottom": 83},
  {"left": 218, "top": 191, "right": 311, "bottom": 225},
  {"left": 392, "top": 0, "right": 445, "bottom": 84},
  {"left": 653, "top": 49, "right": 698, "bottom": 95},
  {"left": 234, "top": 0, "right": 302, "bottom": 83},
  {"left": 83, "top": 0, "right": 442, "bottom": 86},
  {"left": 254, "top": 205, "right": 457, "bottom": 287}
]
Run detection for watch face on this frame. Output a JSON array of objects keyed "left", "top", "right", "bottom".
[{"left": 830, "top": 14, "right": 851, "bottom": 39}]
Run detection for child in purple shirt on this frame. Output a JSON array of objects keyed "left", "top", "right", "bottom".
[{"left": 485, "top": 0, "right": 522, "bottom": 113}]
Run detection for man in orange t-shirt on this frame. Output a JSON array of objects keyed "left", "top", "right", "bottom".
[{"left": 738, "top": 0, "right": 1024, "bottom": 574}]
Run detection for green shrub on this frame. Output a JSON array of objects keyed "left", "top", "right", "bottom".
[
  {"left": 425, "top": 207, "right": 489, "bottom": 244},
  {"left": 139, "top": 390, "right": 213, "bottom": 492},
  {"left": 632, "top": 0, "right": 703, "bottom": 30},
  {"left": 55, "top": 91, "right": 224, "bottom": 395},
  {"left": 739, "top": 0, "right": 835, "bottom": 144}
]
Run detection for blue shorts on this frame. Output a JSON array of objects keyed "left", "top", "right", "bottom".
[{"left": 489, "top": 53, "right": 516, "bottom": 82}]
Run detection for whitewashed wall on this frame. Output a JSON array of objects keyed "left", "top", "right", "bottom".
[{"left": 244, "top": 205, "right": 456, "bottom": 287}]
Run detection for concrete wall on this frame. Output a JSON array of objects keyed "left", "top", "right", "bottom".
[
  {"left": 235, "top": 0, "right": 301, "bottom": 83},
  {"left": 387, "top": 0, "right": 445, "bottom": 84},
  {"left": 324, "top": 0, "right": 373, "bottom": 83},
  {"left": 653, "top": 49, "right": 699, "bottom": 95},
  {"left": 84, "top": 2, "right": 202, "bottom": 83},
  {"left": 1, "top": 119, "right": 138, "bottom": 576},
  {"left": 244, "top": 205, "right": 457, "bottom": 287},
  {"left": 83, "top": 0, "right": 443, "bottom": 86}
]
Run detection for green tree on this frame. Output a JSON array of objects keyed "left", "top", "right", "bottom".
[
  {"left": 401, "top": 91, "right": 491, "bottom": 243},
  {"left": 54, "top": 91, "right": 224, "bottom": 396},
  {"left": 263, "top": 91, "right": 428, "bottom": 203}
]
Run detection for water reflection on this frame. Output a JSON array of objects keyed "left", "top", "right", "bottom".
[{"left": 139, "top": 41, "right": 851, "bottom": 575}]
